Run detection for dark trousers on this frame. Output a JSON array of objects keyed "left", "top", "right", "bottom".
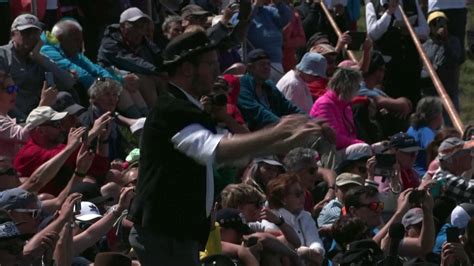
[
  {"left": 442, "top": 8, "right": 468, "bottom": 63},
  {"left": 129, "top": 226, "right": 200, "bottom": 266}
]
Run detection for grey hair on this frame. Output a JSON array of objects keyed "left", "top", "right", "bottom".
[
  {"left": 162, "top": 15, "right": 182, "bottom": 32},
  {"left": 410, "top": 96, "right": 443, "bottom": 129},
  {"left": 88, "top": 78, "right": 122, "bottom": 99},
  {"left": 51, "top": 20, "right": 83, "bottom": 37},
  {"left": 283, "top": 148, "right": 318, "bottom": 172},
  {"left": 328, "top": 68, "right": 362, "bottom": 101}
]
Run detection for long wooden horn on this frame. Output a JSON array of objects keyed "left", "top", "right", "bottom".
[
  {"left": 319, "top": 1, "right": 358, "bottom": 62},
  {"left": 398, "top": 5, "right": 464, "bottom": 133}
]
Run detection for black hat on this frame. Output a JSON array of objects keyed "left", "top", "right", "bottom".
[
  {"left": 216, "top": 208, "right": 253, "bottom": 235},
  {"left": 163, "top": 31, "right": 217, "bottom": 67},
  {"left": 69, "top": 182, "right": 113, "bottom": 205},
  {"left": 367, "top": 50, "right": 390, "bottom": 75},
  {"left": 246, "top": 49, "right": 270, "bottom": 64},
  {"left": 389, "top": 132, "right": 421, "bottom": 153},
  {"left": 52, "top": 91, "right": 85, "bottom": 115}
]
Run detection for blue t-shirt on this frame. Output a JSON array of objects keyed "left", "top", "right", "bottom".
[
  {"left": 433, "top": 223, "right": 454, "bottom": 254},
  {"left": 407, "top": 126, "right": 436, "bottom": 176},
  {"left": 358, "top": 82, "right": 388, "bottom": 98}
]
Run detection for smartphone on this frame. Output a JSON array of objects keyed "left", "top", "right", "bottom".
[
  {"left": 81, "top": 128, "right": 89, "bottom": 144},
  {"left": 45, "top": 72, "right": 55, "bottom": 87},
  {"left": 446, "top": 227, "right": 460, "bottom": 243},
  {"left": 347, "top": 31, "right": 366, "bottom": 51},
  {"left": 408, "top": 189, "right": 426, "bottom": 206},
  {"left": 374, "top": 153, "right": 396, "bottom": 180},
  {"left": 74, "top": 201, "right": 81, "bottom": 213}
]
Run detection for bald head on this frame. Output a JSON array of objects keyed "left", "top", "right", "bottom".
[{"left": 52, "top": 20, "right": 83, "bottom": 57}]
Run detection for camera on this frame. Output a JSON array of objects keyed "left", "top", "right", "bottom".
[
  {"left": 374, "top": 153, "right": 396, "bottom": 180},
  {"left": 209, "top": 78, "right": 229, "bottom": 107},
  {"left": 408, "top": 189, "right": 426, "bottom": 206}
]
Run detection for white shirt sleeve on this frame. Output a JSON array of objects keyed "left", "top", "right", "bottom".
[
  {"left": 303, "top": 213, "right": 326, "bottom": 255},
  {"left": 413, "top": 0, "right": 429, "bottom": 41},
  {"left": 365, "top": 2, "right": 391, "bottom": 41},
  {"left": 171, "top": 124, "right": 225, "bottom": 165}
]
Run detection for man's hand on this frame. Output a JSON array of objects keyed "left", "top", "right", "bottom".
[
  {"left": 281, "top": 119, "right": 323, "bottom": 149},
  {"left": 117, "top": 186, "right": 135, "bottom": 213},
  {"left": 66, "top": 127, "right": 87, "bottom": 151},
  {"left": 123, "top": 73, "right": 140, "bottom": 92},
  {"left": 89, "top": 112, "right": 113, "bottom": 140},
  {"left": 22, "top": 231, "right": 59, "bottom": 263},
  {"left": 396, "top": 188, "right": 413, "bottom": 215},
  {"left": 75, "top": 143, "right": 95, "bottom": 175},
  {"left": 336, "top": 31, "right": 352, "bottom": 51},
  {"left": 59, "top": 193, "right": 82, "bottom": 221},
  {"left": 441, "top": 242, "right": 471, "bottom": 266},
  {"left": 366, "top": 156, "right": 376, "bottom": 181},
  {"left": 39, "top": 81, "right": 58, "bottom": 107},
  {"left": 387, "top": 0, "right": 399, "bottom": 14}
]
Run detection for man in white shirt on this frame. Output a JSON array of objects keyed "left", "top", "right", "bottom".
[{"left": 128, "top": 31, "right": 324, "bottom": 266}]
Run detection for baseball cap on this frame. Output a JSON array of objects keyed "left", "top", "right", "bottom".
[
  {"left": 246, "top": 49, "right": 270, "bottom": 64},
  {"left": 336, "top": 173, "right": 364, "bottom": 187},
  {"left": 75, "top": 201, "right": 103, "bottom": 222},
  {"left": 180, "top": 4, "right": 210, "bottom": 19},
  {"left": 451, "top": 203, "right": 474, "bottom": 229},
  {"left": 402, "top": 208, "right": 424, "bottom": 228},
  {"left": 52, "top": 91, "right": 85, "bottom": 115},
  {"left": 345, "top": 143, "right": 373, "bottom": 161},
  {"left": 310, "top": 44, "right": 337, "bottom": 56},
  {"left": 0, "top": 188, "right": 38, "bottom": 210},
  {"left": 254, "top": 156, "right": 284, "bottom": 167},
  {"left": 11, "top": 14, "right": 43, "bottom": 32},
  {"left": 389, "top": 132, "right": 421, "bottom": 153},
  {"left": 70, "top": 182, "right": 113, "bottom": 205},
  {"left": 216, "top": 208, "right": 253, "bottom": 235},
  {"left": 427, "top": 11, "right": 448, "bottom": 25},
  {"left": 438, "top": 137, "right": 474, "bottom": 161},
  {"left": 25, "top": 106, "right": 68, "bottom": 129},
  {"left": 296, "top": 52, "right": 327, "bottom": 78},
  {"left": 120, "top": 7, "right": 151, "bottom": 24}
]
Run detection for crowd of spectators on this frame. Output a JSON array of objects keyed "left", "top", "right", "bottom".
[{"left": 0, "top": 0, "right": 473, "bottom": 265}]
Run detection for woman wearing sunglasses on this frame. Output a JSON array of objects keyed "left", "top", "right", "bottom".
[
  {"left": 262, "top": 173, "right": 325, "bottom": 266},
  {"left": 0, "top": 71, "right": 58, "bottom": 159}
]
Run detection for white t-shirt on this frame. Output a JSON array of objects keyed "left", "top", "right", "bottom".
[{"left": 428, "top": 0, "right": 465, "bottom": 12}]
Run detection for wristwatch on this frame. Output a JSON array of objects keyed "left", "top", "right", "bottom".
[{"left": 275, "top": 215, "right": 285, "bottom": 226}]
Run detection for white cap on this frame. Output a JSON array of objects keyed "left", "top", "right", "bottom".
[
  {"left": 26, "top": 106, "right": 68, "bottom": 129},
  {"left": 120, "top": 7, "right": 150, "bottom": 23},
  {"left": 345, "top": 143, "right": 373, "bottom": 161},
  {"left": 75, "top": 201, "right": 103, "bottom": 222},
  {"left": 451, "top": 204, "right": 474, "bottom": 229}
]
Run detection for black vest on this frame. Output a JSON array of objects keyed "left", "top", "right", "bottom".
[{"left": 128, "top": 84, "right": 217, "bottom": 244}]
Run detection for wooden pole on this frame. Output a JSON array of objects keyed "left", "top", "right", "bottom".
[
  {"left": 398, "top": 5, "right": 464, "bottom": 133},
  {"left": 319, "top": 1, "right": 358, "bottom": 63},
  {"left": 31, "top": 0, "right": 38, "bottom": 16}
]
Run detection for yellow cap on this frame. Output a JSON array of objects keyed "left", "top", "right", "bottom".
[{"left": 427, "top": 11, "right": 448, "bottom": 25}]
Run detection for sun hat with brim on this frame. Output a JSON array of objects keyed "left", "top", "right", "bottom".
[
  {"left": 451, "top": 203, "right": 474, "bottom": 229},
  {"left": 402, "top": 208, "right": 424, "bottom": 228},
  {"left": 119, "top": 7, "right": 151, "bottom": 24},
  {"left": 311, "top": 44, "right": 337, "bottom": 56},
  {"left": 336, "top": 173, "right": 364, "bottom": 187},
  {"left": 11, "top": 14, "right": 43, "bottom": 32},
  {"left": 427, "top": 11, "right": 448, "bottom": 25},
  {"left": 216, "top": 208, "right": 253, "bottom": 235},
  {"left": 180, "top": 4, "right": 211, "bottom": 19},
  {"left": 296, "top": 52, "right": 327, "bottom": 78},
  {"left": 74, "top": 201, "right": 103, "bottom": 222},
  {"left": 163, "top": 31, "right": 217, "bottom": 67},
  {"left": 26, "top": 106, "right": 68, "bottom": 130},
  {"left": 52, "top": 91, "right": 85, "bottom": 116},
  {"left": 389, "top": 132, "right": 421, "bottom": 153},
  {"left": 438, "top": 137, "right": 474, "bottom": 161}
]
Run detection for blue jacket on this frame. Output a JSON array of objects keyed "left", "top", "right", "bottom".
[
  {"left": 237, "top": 73, "right": 302, "bottom": 130},
  {"left": 40, "top": 34, "right": 120, "bottom": 89}
]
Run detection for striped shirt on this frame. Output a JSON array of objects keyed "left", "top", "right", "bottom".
[{"left": 433, "top": 169, "right": 474, "bottom": 204}]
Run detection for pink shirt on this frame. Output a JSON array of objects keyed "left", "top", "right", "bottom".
[
  {"left": 0, "top": 114, "right": 31, "bottom": 159},
  {"left": 310, "top": 90, "right": 363, "bottom": 150}
]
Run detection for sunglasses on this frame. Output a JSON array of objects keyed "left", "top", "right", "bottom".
[
  {"left": 75, "top": 221, "right": 93, "bottom": 230},
  {"left": 0, "top": 168, "right": 16, "bottom": 176},
  {"left": 2, "top": 85, "right": 19, "bottom": 94},
  {"left": 358, "top": 201, "right": 384, "bottom": 212},
  {"left": 12, "top": 208, "right": 41, "bottom": 219}
]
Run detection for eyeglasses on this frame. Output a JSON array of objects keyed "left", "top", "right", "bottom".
[
  {"left": 12, "top": 209, "right": 41, "bottom": 219},
  {"left": 75, "top": 221, "right": 93, "bottom": 230},
  {"left": 357, "top": 201, "right": 384, "bottom": 212},
  {"left": 289, "top": 190, "right": 305, "bottom": 198},
  {"left": 0, "top": 168, "right": 16, "bottom": 176},
  {"left": 307, "top": 166, "right": 318, "bottom": 175},
  {"left": 1, "top": 85, "right": 19, "bottom": 94}
]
